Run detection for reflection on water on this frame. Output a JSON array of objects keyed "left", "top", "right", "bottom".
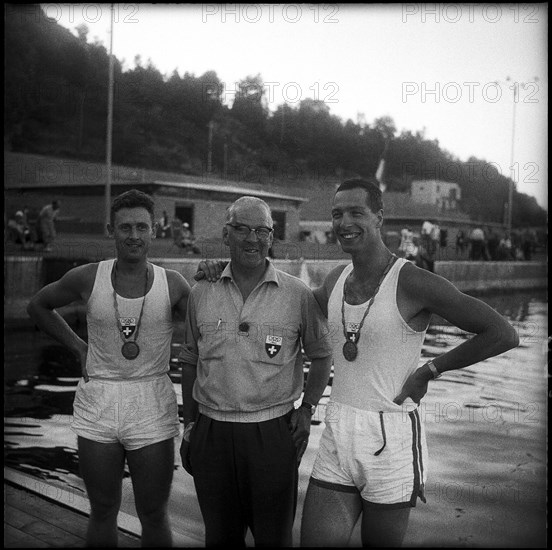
[{"left": 4, "top": 289, "right": 548, "bottom": 508}]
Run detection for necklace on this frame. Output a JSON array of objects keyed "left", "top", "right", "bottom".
[
  {"left": 341, "top": 253, "right": 397, "bottom": 361},
  {"left": 112, "top": 261, "right": 148, "bottom": 360}
]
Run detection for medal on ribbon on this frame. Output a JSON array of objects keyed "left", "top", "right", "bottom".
[
  {"left": 112, "top": 262, "right": 148, "bottom": 361},
  {"left": 343, "top": 322, "right": 359, "bottom": 361},
  {"left": 341, "top": 255, "right": 397, "bottom": 362},
  {"left": 121, "top": 341, "right": 140, "bottom": 360}
]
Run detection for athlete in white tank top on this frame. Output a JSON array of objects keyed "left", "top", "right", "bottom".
[
  {"left": 301, "top": 179, "right": 518, "bottom": 548},
  {"left": 86, "top": 259, "right": 173, "bottom": 379},
  {"left": 328, "top": 257, "right": 427, "bottom": 411},
  {"left": 27, "top": 190, "right": 191, "bottom": 547}
]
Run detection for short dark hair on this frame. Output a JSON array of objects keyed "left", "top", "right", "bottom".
[
  {"left": 335, "top": 177, "right": 383, "bottom": 213},
  {"left": 111, "top": 189, "right": 155, "bottom": 224}
]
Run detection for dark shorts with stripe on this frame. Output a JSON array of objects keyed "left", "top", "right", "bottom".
[
  {"left": 188, "top": 411, "right": 298, "bottom": 547},
  {"left": 311, "top": 401, "right": 427, "bottom": 508}
]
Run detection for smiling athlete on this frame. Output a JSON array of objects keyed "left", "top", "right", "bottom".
[
  {"left": 27, "top": 189, "right": 191, "bottom": 547},
  {"left": 300, "top": 178, "right": 519, "bottom": 547}
]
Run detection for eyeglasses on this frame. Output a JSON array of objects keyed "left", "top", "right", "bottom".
[{"left": 226, "top": 223, "right": 273, "bottom": 240}]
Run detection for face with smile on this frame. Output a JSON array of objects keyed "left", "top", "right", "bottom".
[
  {"left": 331, "top": 187, "right": 383, "bottom": 253},
  {"left": 223, "top": 200, "right": 273, "bottom": 271},
  {"left": 108, "top": 207, "right": 156, "bottom": 263}
]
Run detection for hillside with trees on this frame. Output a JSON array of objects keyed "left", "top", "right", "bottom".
[{"left": 4, "top": 4, "right": 546, "bottom": 226}]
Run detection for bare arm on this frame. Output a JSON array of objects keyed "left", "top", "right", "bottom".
[
  {"left": 166, "top": 269, "right": 192, "bottom": 322},
  {"left": 394, "top": 265, "right": 519, "bottom": 405},
  {"left": 180, "top": 363, "right": 199, "bottom": 426},
  {"left": 178, "top": 291, "right": 200, "bottom": 425},
  {"left": 178, "top": 291, "right": 200, "bottom": 474},
  {"left": 27, "top": 264, "right": 96, "bottom": 380},
  {"left": 290, "top": 354, "right": 333, "bottom": 464},
  {"left": 312, "top": 264, "right": 348, "bottom": 318},
  {"left": 303, "top": 356, "right": 333, "bottom": 410}
]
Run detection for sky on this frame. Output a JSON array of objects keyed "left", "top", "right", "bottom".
[{"left": 47, "top": 3, "right": 548, "bottom": 209}]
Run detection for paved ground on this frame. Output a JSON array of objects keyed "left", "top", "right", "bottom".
[{"left": 4, "top": 481, "right": 141, "bottom": 548}]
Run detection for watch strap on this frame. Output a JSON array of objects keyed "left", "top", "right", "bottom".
[
  {"left": 300, "top": 401, "right": 316, "bottom": 415},
  {"left": 427, "top": 361, "right": 442, "bottom": 380}
]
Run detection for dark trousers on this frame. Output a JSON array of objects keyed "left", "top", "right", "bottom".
[{"left": 190, "top": 411, "right": 298, "bottom": 547}]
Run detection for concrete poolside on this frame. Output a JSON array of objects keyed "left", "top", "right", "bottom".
[{"left": 4, "top": 479, "right": 141, "bottom": 548}]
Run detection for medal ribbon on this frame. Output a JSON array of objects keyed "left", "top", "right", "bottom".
[
  {"left": 112, "top": 261, "right": 148, "bottom": 351},
  {"left": 341, "top": 254, "right": 397, "bottom": 348}
]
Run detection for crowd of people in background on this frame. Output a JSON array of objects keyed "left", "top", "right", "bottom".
[
  {"left": 5, "top": 203, "right": 543, "bottom": 264},
  {"left": 5, "top": 200, "right": 61, "bottom": 252},
  {"left": 396, "top": 221, "right": 541, "bottom": 269},
  {"left": 466, "top": 225, "right": 539, "bottom": 262}
]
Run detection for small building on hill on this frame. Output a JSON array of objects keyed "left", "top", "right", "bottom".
[
  {"left": 296, "top": 178, "right": 505, "bottom": 260},
  {"left": 411, "top": 179, "right": 461, "bottom": 211}
]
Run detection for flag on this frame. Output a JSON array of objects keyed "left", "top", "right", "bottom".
[{"left": 375, "top": 140, "right": 389, "bottom": 192}]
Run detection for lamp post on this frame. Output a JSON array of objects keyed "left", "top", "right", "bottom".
[
  {"left": 499, "top": 76, "right": 539, "bottom": 233},
  {"left": 104, "top": 3, "right": 115, "bottom": 235},
  {"left": 505, "top": 76, "right": 516, "bottom": 233},
  {"left": 207, "top": 120, "right": 214, "bottom": 175}
]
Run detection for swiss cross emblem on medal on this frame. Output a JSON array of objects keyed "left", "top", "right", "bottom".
[
  {"left": 265, "top": 335, "right": 283, "bottom": 358},
  {"left": 346, "top": 322, "right": 360, "bottom": 343},
  {"left": 119, "top": 317, "right": 137, "bottom": 339}
]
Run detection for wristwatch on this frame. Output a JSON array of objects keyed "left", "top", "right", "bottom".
[
  {"left": 300, "top": 401, "right": 316, "bottom": 415},
  {"left": 426, "top": 360, "right": 442, "bottom": 380}
]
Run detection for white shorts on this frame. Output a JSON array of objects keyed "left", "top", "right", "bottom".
[
  {"left": 71, "top": 373, "right": 180, "bottom": 451},
  {"left": 311, "top": 400, "right": 428, "bottom": 508}
]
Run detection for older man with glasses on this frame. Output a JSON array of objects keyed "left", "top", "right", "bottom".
[{"left": 178, "top": 196, "right": 333, "bottom": 547}]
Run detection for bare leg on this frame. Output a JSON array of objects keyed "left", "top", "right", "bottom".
[
  {"left": 126, "top": 439, "right": 175, "bottom": 547},
  {"left": 360, "top": 503, "right": 411, "bottom": 547},
  {"left": 78, "top": 436, "right": 125, "bottom": 547},
  {"left": 300, "top": 480, "right": 362, "bottom": 547}
]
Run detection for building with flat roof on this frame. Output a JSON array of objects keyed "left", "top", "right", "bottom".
[
  {"left": 411, "top": 179, "right": 461, "bottom": 211},
  {"left": 4, "top": 151, "right": 308, "bottom": 241}
]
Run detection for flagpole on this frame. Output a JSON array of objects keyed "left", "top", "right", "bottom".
[
  {"left": 376, "top": 140, "right": 389, "bottom": 192},
  {"left": 506, "top": 83, "right": 516, "bottom": 233},
  {"left": 105, "top": 3, "right": 114, "bottom": 235}
]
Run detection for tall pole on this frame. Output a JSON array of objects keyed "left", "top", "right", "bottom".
[
  {"left": 105, "top": 3, "right": 114, "bottom": 235},
  {"left": 223, "top": 136, "right": 228, "bottom": 182},
  {"left": 207, "top": 120, "right": 214, "bottom": 175},
  {"left": 506, "top": 82, "right": 517, "bottom": 233}
]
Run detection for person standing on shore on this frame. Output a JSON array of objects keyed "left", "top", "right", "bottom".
[
  {"left": 455, "top": 229, "right": 467, "bottom": 258},
  {"left": 417, "top": 220, "right": 437, "bottom": 272},
  {"left": 179, "top": 196, "right": 333, "bottom": 547},
  {"left": 27, "top": 189, "right": 191, "bottom": 547},
  {"left": 298, "top": 178, "right": 519, "bottom": 547},
  {"left": 469, "top": 226, "right": 488, "bottom": 261},
  {"left": 38, "top": 199, "right": 61, "bottom": 252}
]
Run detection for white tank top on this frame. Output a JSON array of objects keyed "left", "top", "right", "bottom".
[
  {"left": 86, "top": 259, "right": 173, "bottom": 379},
  {"left": 328, "top": 257, "right": 427, "bottom": 411}
]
